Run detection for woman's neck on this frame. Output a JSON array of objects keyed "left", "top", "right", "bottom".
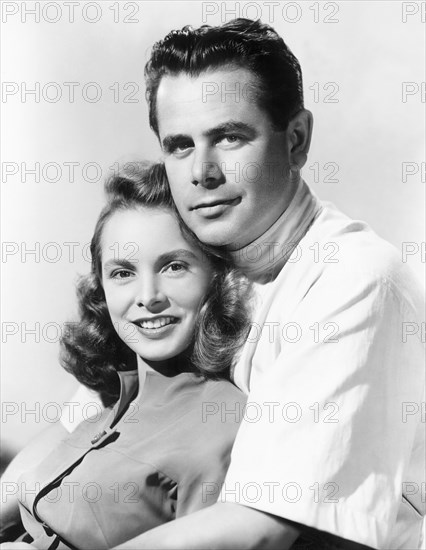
[{"left": 137, "top": 352, "right": 194, "bottom": 378}]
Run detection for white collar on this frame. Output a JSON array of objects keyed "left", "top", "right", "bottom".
[{"left": 229, "top": 178, "right": 322, "bottom": 283}]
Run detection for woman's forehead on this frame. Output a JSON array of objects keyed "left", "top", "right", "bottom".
[{"left": 100, "top": 207, "right": 200, "bottom": 261}]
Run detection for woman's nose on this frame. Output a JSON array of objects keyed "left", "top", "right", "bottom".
[
  {"left": 191, "top": 147, "right": 223, "bottom": 188},
  {"left": 135, "top": 278, "right": 167, "bottom": 311}
]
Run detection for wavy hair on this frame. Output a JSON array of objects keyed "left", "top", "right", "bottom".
[
  {"left": 60, "top": 162, "right": 252, "bottom": 406},
  {"left": 145, "top": 18, "right": 304, "bottom": 137}
]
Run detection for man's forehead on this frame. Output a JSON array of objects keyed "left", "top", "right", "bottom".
[
  {"left": 156, "top": 67, "right": 261, "bottom": 133},
  {"left": 158, "top": 66, "right": 259, "bottom": 103}
]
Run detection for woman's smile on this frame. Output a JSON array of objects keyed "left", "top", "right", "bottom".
[
  {"left": 132, "top": 315, "right": 179, "bottom": 329},
  {"left": 101, "top": 207, "right": 213, "bottom": 363},
  {"left": 132, "top": 316, "right": 180, "bottom": 338}
]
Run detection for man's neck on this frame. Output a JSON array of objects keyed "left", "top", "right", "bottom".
[
  {"left": 227, "top": 177, "right": 300, "bottom": 252},
  {"left": 229, "top": 178, "right": 322, "bottom": 282}
]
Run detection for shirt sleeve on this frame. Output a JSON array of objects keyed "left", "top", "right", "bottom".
[
  {"left": 60, "top": 384, "right": 104, "bottom": 432},
  {"left": 220, "top": 262, "right": 425, "bottom": 549}
]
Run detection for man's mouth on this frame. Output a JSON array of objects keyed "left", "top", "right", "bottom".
[
  {"left": 191, "top": 197, "right": 241, "bottom": 218},
  {"left": 192, "top": 197, "right": 240, "bottom": 210}
]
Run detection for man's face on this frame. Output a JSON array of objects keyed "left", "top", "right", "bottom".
[{"left": 156, "top": 67, "right": 293, "bottom": 249}]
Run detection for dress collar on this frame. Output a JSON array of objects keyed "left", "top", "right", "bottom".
[
  {"left": 229, "top": 178, "right": 322, "bottom": 283},
  {"left": 115, "top": 370, "right": 139, "bottom": 419}
]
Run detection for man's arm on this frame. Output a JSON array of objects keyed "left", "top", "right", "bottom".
[
  {"left": 112, "top": 503, "right": 376, "bottom": 550},
  {"left": 114, "top": 502, "right": 299, "bottom": 550}
]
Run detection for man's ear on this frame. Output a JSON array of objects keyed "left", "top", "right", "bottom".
[{"left": 287, "top": 109, "right": 313, "bottom": 169}]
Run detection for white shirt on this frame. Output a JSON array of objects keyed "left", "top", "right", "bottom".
[
  {"left": 221, "top": 179, "right": 425, "bottom": 549},
  {"left": 61, "top": 180, "right": 425, "bottom": 549}
]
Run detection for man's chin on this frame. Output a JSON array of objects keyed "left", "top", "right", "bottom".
[{"left": 191, "top": 223, "right": 235, "bottom": 249}]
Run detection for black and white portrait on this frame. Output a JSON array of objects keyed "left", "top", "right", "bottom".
[{"left": 1, "top": 2, "right": 425, "bottom": 549}]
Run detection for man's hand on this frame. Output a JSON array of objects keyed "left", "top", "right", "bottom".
[{"left": 114, "top": 502, "right": 300, "bottom": 550}]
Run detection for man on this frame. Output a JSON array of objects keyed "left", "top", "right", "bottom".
[
  {"left": 114, "top": 18, "right": 424, "bottom": 550},
  {"left": 2, "top": 19, "right": 424, "bottom": 550}
]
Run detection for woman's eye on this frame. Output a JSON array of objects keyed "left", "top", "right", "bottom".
[
  {"left": 163, "top": 262, "right": 188, "bottom": 274},
  {"left": 111, "top": 269, "right": 133, "bottom": 280}
]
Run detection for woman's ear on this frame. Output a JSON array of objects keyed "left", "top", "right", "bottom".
[{"left": 287, "top": 109, "right": 313, "bottom": 169}]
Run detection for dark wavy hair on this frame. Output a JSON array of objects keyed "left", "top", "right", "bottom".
[
  {"left": 60, "top": 162, "right": 252, "bottom": 406},
  {"left": 145, "top": 18, "right": 304, "bottom": 137}
]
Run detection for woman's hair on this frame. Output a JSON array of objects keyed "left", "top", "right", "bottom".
[{"left": 60, "top": 161, "right": 252, "bottom": 406}]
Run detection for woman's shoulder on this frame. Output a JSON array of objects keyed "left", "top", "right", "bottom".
[
  {"left": 163, "top": 372, "right": 247, "bottom": 407},
  {"left": 144, "top": 372, "right": 246, "bottom": 434},
  {"left": 170, "top": 374, "right": 246, "bottom": 440},
  {"left": 198, "top": 376, "right": 247, "bottom": 405}
]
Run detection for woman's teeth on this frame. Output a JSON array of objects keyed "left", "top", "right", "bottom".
[{"left": 137, "top": 317, "right": 176, "bottom": 329}]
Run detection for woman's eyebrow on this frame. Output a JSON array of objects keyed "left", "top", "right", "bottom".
[
  {"left": 155, "top": 249, "right": 198, "bottom": 266},
  {"left": 103, "top": 258, "right": 138, "bottom": 269},
  {"left": 103, "top": 250, "right": 200, "bottom": 270}
]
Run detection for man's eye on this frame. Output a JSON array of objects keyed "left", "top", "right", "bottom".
[
  {"left": 170, "top": 141, "right": 193, "bottom": 156},
  {"left": 177, "top": 142, "right": 191, "bottom": 151},
  {"left": 216, "top": 135, "right": 243, "bottom": 147}
]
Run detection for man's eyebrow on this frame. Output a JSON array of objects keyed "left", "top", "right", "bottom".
[
  {"left": 161, "top": 121, "right": 256, "bottom": 151},
  {"left": 162, "top": 134, "right": 189, "bottom": 152},
  {"left": 204, "top": 121, "right": 257, "bottom": 138}
]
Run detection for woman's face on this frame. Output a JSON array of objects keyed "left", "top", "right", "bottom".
[{"left": 101, "top": 206, "right": 213, "bottom": 363}]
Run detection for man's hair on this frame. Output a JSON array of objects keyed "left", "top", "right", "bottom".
[
  {"left": 60, "top": 162, "right": 252, "bottom": 406},
  {"left": 145, "top": 18, "right": 304, "bottom": 136}
]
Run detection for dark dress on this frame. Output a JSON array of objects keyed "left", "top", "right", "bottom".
[{"left": 17, "top": 369, "right": 247, "bottom": 549}]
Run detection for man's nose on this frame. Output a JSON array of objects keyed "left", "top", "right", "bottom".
[
  {"left": 135, "top": 277, "right": 167, "bottom": 311},
  {"left": 191, "top": 148, "right": 224, "bottom": 189}
]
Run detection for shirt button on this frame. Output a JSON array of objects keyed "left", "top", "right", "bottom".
[{"left": 91, "top": 430, "right": 106, "bottom": 444}]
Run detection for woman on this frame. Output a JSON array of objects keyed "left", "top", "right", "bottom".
[{"left": 5, "top": 162, "right": 252, "bottom": 549}]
